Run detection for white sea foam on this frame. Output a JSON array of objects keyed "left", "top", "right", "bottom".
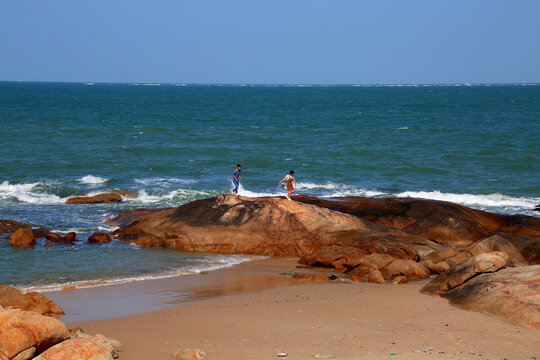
[
  {"left": 395, "top": 190, "right": 540, "bottom": 211},
  {"left": 0, "top": 181, "right": 66, "bottom": 204},
  {"left": 78, "top": 175, "right": 110, "bottom": 185},
  {"left": 130, "top": 188, "right": 215, "bottom": 204},
  {"left": 134, "top": 177, "right": 198, "bottom": 186},
  {"left": 18, "top": 255, "right": 260, "bottom": 293}
]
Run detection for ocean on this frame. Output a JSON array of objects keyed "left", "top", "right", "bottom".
[{"left": 1, "top": 82, "right": 538, "bottom": 291}]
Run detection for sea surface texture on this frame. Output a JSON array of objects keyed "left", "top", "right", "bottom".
[{"left": 1, "top": 82, "right": 538, "bottom": 291}]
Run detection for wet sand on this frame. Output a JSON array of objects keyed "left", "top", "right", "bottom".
[{"left": 50, "top": 257, "right": 540, "bottom": 360}]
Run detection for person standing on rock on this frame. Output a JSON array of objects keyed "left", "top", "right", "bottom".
[
  {"left": 278, "top": 170, "right": 296, "bottom": 200},
  {"left": 232, "top": 164, "right": 242, "bottom": 194}
]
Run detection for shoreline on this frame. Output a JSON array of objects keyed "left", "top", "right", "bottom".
[{"left": 66, "top": 261, "right": 539, "bottom": 360}]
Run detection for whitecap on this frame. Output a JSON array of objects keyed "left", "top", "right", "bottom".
[
  {"left": 0, "top": 181, "right": 66, "bottom": 204},
  {"left": 78, "top": 175, "right": 110, "bottom": 185}
]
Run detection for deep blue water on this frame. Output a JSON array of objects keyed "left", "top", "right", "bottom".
[{"left": 1, "top": 82, "right": 538, "bottom": 290}]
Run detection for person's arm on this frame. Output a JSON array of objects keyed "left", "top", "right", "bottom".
[
  {"left": 293, "top": 178, "right": 296, "bottom": 187},
  {"left": 278, "top": 176, "right": 287, "bottom": 184},
  {"left": 239, "top": 174, "right": 242, "bottom": 180},
  {"left": 233, "top": 174, "right": 238, "bottom": 182}
]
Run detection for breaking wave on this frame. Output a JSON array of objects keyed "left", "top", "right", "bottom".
[{"left": 78, "top": 175, "right": 111, "bottom": 185}]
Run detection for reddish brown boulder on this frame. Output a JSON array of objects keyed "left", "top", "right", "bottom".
[
  {"left": 66, "top": 193, "right": 122, "bottom": 204},
  {"left": 421, "top": 252, "right": 508, "bottom": 296},
  {"left": 172, "top": 348, "right": 207, "bottom": 360},
  {"left": 442, "top": 265, "right": 540, "bottom": 329},
  {"left": 88, "top": 233, "right": 111, "bottom": 244},
  {"left": 0, "top": 286, "right": 64, "bottom": 317},
  {"left": 63, "top": 232, "right": 76, "bottom": 243},
  {"left": 0, "top": 220, "right": 30, "bottom": 234},
  {"left": 44, "top": 241, "right": 52, "bottom": 248},
  {"left": 467, "top": 235, "right": 526, "bottom": 266},
  {"left": 9, "top": 228, "right": 35, "bottom": 247},
  {"left": 368, "top": 270, "right": 385, "bottom": 284},
  {"left": 33, "top": 338, "right": 112, "bottom": 360},
  {"left": 421, "top": 259, "right": 450, "bottom": 274},
  {"left": 349, "top": 275, "right": 366, "bottom": 283},
  {"left": 0, "top": 308, "right": 69, "bottom": 354},
  {"left": 380, "top": 259, "right": 431, "bottom": 280},
  {"left": 44, "top": 232, "right": 64, "bottom": 243},
  {"left": 291, "top": 273, "right": 330, "bottom": 283},
  {"left": 346, "top": 254, "right": 395, "bottom": 276}
]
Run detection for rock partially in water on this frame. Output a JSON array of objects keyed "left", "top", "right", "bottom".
[
  {"left": 66, "top": 193, "right": 122, "bottom": 204},
  {"left": 44, "top": 232, "right": 64, "bottom": 244},
  {"left": 88, "top": 233, "right": 112, "bottom": 244},
  {"left": 9, "top": 228, "right": 35, "bottom": 247},
  {"left": 442, "top": 265, "right": 540, "bottom": 329},
  {"left": 0, "top": 285, "right": 64, "bottom": 317},
  {"left": 63, "top": 232, "right": 76, "bottom": 243},
  {"left": 0, "top": 220, "right": 30, "bottom": 234}
]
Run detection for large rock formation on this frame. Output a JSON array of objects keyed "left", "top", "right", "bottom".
[
  {"left": 442, "top": 265, "right": 540, "bottom": 329},
  {"left": 111, "top": 195, "right": 426, "bottom": 257},
  {"left": 0, "top": 286, "right": 64, "bottom": 317},
  {"left": 33, "top": 338, "right": 113, "bottom": 360},
  {"left": 294, "top": 196, "right": 540, "bottom": 264}
]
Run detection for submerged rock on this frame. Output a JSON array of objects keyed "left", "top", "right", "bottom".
[
  {"left": 9, "top": 228, "right": 35, "bottom": 247},
  {"left": 442, "top": 265, "right": 540, "bottom": 329},
  {"left": 63, "top": 232, "right": 76, "bottom": 243},
  {"left": 0, "top": 285, "right": 64, "bottom": 317}
]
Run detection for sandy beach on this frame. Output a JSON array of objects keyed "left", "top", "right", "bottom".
[{"left": 53, "top": 258, "right": 540, "bottom": 360}]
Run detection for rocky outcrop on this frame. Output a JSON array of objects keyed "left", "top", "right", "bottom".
[
  {"left": 44, "top": 232, "right": 64, "bottom": 244},
  {"left": 0, "top": 286, "right": 64, "bottom": 317},
  {"left": 0, "top": 220, "right": 30, "bottom": 234},
  {"left": 111, "top": 195, "right": 428, "bottom": 257},
  {"left": 66, "top": 193, "right": 122, "bottom": 204},
  {"left": 8, "top": 229, "right": 35, "bottom": 247},
  {"left": 442, "top": 265, "right": 540, "bottom": 329},
  {"left": 294, "top": 195, "right": 540, "bottom": 263},
  {"left": 88, "top": 233, "right": 111, "bottom": 244},
  {"left": 63, "top": 232, "right": 76, "bottom": 243},
  {"left": 0, "top": 307, "right": 70, "bottom": 358}
]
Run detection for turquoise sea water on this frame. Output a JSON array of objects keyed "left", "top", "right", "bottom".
[{"left": 1, "top": 82, "right": 539, "bottom": 290}]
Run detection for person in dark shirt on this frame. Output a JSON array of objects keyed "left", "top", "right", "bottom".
[{"left": 232, "top": 164, "right": 242, "bottom": 194}]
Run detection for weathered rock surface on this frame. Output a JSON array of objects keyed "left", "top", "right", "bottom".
[
  {"left": 9, "top": 229, "right": 35, "bottom": 247},
  {"left": 0, "top": 307, "right": 69, "bottom": 356},
  {"left": 88, "top": 233, "right": 111, "bottom": 244},
  {"left": 66, "top": 193, "right": 122, "bottom": 204},
  {"left": 44, "top": 232, "right": 65, "bottom": 244},
  {"left": 31, "top": 228, "right": 50, "bottom": 239},
  {"left": 294, "top": 195, "right": 540, "bottom": 263},
  {"left": 421, "top": 252, "right": 508, "bottom": 296},
  {"left": 380, "top": 259, "right": 431, "bottom": 280},
  {"left": 442, "top": 265, "right": 540, "bottom": 329},
  {"left": 0, "top": 220, "right": 30, "bottom": 234},
  {"left": 0, "top": 286, "right": 64, "bottom": 317},
  {"left": 33, "top": 338, "right": 113, "bottom": 360},
  {"left": 291, "top": 273, "right": 331, "bottom": 283},
  {"left": 112, "top": 195, "right": 398, "bottom": 257},
  {"left": 368, "top": 270, "right": 385, "bottom": 284},
  {"left": 467, "top": 235, "right": 526, "bottom": 266}
]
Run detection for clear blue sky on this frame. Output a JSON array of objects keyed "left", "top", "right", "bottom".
[{"left": 1, "top": 0, "right": 539, "bottom": 84}]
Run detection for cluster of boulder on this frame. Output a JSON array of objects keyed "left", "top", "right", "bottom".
[
  {"left": 0, "top": 286, "right": 123, "bottom": 360},
  {"left": 0, "top": 221, "right": 112, "bottom": 248},
  {"left": 108, "top": 194, "right": 540, "bottom": 328}
]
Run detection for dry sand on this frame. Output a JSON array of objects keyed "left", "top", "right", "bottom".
[{"left": 63, "top": 259, "right": 539, "bottom": 360}]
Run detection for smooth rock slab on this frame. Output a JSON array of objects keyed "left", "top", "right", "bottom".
[
  {"left": 0, "top": 286, "right": 64, "bottom": 317},
  {"left": 442, "top": 265, "right": 540, "bottom": 329}
]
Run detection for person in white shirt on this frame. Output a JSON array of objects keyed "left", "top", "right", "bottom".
[{"left": 278, "top": 170, "right": 296, "bottom": 200}]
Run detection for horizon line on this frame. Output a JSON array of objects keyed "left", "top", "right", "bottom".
[{"left": 1, "top": 80, "right": 539, "bottom": 87}]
